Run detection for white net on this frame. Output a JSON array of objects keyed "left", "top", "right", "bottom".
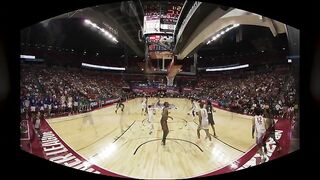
[{"left": 166, "top": 76, "right": 175, "bottom": 86}]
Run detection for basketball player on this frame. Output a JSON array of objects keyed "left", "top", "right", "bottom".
[
  {"left": 197, "top": 102, "right": 212, "bottom": 142},
  {"left": 73, "top": 95, "right": 79, "bottom": 115},
  {"left": 53, "top": 98, "right": 59, "bottom": 115},
  {"left": 141, "top": 97, "right": 147, "bottom": 115},
  {"left": 115, "top": 97, "right": 125, "bottom": 114},
  {"left": 30, "top": 96, "right": 36, "bottom": 120},
  {"left": 264, "top": 105, "right": 281, "bottom": 151},
  {"left": 147, "top": 105, "right": 156, "bottom": 135},
  {"left": 188, "top": 99, "right": 196, "bottom": 120},
  {"left": 60, "top": 94, "right": 66, "bottom": 114},
  {"left": 38, "top": 98, "right": 45, "bottom": 115},
  {"left": 119, "top": 102, "right": 126, "bottom": 133},
  {"left": 80, "top": 112, "right": 97, "bottom": 134},
  {"left": 24, "top": 96, "right": 30, "bottom": 119},
  {"left": 252, "top": 107, "right": 267, "bottom": 163},
  {"left": 67, "top": 95, "right": 73, "bottom": 115},
  {"left": 206, "top": 100, "right": 217, "bottom": 137},
  {"left": 34, "top": 111, "right": 42, "bottom": 138},
  {"left": 156, "top": 97, "right": 161, "bottom": 108},
  {"left": 160, "top": 102, "right": 173, "bottom": 146},
  {"left": 20, "top": 98, "right": 24, "bottom": 119}
]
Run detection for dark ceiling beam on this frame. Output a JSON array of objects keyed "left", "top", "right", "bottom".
[
  {"left": 62, "top": 7, "right": 143, "bottom": 56},
  {"left": 127, "top": 1, "right": 143, "bottom": 30},
  {"left": 103, "top": 9, "right": 144, "bottom": 56},
  {"left": 104, "top": 7, "right": 118, "bottom": 14}
]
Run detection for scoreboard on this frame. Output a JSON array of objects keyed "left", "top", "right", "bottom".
[
  {"left": 143, "top": 16, "right": 161, "bottom": 34},
  {"left": 146, "top": 35, "right": 174, "bottom": 51},
  {"left": 143, "top": 1, "right": 182, "bottom": 35},
  {"left": 143, "top": 1, "right": 183, "bottom": 61}
]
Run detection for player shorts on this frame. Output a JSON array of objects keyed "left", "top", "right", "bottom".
[
  {"left": 198, "top": 120, "right": 209, "bottom": 130},
  {"left": 208, "top": 116, "right": 215, "bottom": 125},
  {"left": 48, "top": 105, "right": 52, "bottom": 110}
]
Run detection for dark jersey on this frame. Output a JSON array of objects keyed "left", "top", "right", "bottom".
[
  {"left": 161, "top": 107, "right": 169, "bottom": 122},
  {"left": 37, "top": 100, "right": 44, "bottom": 107},
  {"left": 30, "top": 98, "right": 36, "bottom": 106},
  {"left": 44, "top": 97, "right": 49, "bottom": 104}
]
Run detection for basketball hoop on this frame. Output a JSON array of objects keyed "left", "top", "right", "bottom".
[{"left": 166, "top": 76, "right": 175, "bottom": 86}]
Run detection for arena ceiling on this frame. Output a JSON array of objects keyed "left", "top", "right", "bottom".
[{"left": 20, "top": 1, "right": 288, "bottom": 61}]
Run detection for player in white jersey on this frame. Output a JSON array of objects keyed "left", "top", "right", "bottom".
[
  {"left": 197, "top": 102, "right": 212, "bottom": 142},
  {"left": 155, "top": 97, "right": 161, "bottom": 108},
  {"left": 252, "top": 107, "right": 267, "bottom": 163},
  {"left": 188, "top": 99, "right": 196, "bottom": 120},
  {"left": 141, "top": 97, "right": 147, "bottom": 115},
  {"left": 147, "top": 105, "right": 156, "bottom": 135},
  {"left": 34, "top": 111, "right": 42, "bottom": 138},
  {"left": 67, "top": 96, "right": 73, "bottom": 115}
]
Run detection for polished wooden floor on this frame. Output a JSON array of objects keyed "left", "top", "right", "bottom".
[{"left": 47, "top": 98, "right": 255, "bottom": 179}]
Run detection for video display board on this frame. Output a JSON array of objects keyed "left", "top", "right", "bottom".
[{"left": 143, "top": 1, "right": 182, "bottom": 35}]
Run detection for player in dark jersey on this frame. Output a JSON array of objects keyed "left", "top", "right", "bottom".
[
  {"left": 38, "top": 98, "right": 44, "bottom": 114},
  {"left": 30, "top": 96, "right": 36, "bottom": 120},
  {"left": 206, "top": 100, "right": 217, "bottom": 137},
  {"left": 115, "top": 96, "right": 125, "bottom": 114},
  {"left": 160, "top": 102, "right": 173, "bottom": 146},
  {"left": 264, "top": 105, "right": 282, "bottom": 152},
  {"left": 20, "top": 98, "right": 24, "bottom": 119}
]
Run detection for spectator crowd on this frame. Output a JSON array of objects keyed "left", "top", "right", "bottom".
[{"left": 21, "top": 63, "right": 298, "bottom": 121}]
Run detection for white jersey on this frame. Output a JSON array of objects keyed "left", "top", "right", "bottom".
[
  {"left": 191, "top": 102, "right": 196, "bottom": 110},
  {"left": 254, "top": 115, "right": 266, "bottom": 133},
  {"left": 199, "top": 108, "right": 209, "bottom": 129},
  {"left": 147, "top": 106, "right": 155, "bottom": 133},
  {"left": 142, "top": 98, "right": 147, "bottom": 107},
  {"left": 147, "top": 107, "right": 156, "bottom": 122},
  {"left": 24, "top": 99, "right": 30, "bottom": 107}
]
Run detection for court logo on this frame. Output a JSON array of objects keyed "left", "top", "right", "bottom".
[
  {"left": 237, "top": 130, "right": 283, "bottom": 170},
  {"left": 41, "top": 131, "right": 101, "bottom": 174}
]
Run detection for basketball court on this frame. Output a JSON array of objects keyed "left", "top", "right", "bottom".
[
  {"left": 19, "top": 1, "right": 299, "bottom": 178},
  {"left": 46, "top": 98, "right": 256, "bottom": 179}
]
